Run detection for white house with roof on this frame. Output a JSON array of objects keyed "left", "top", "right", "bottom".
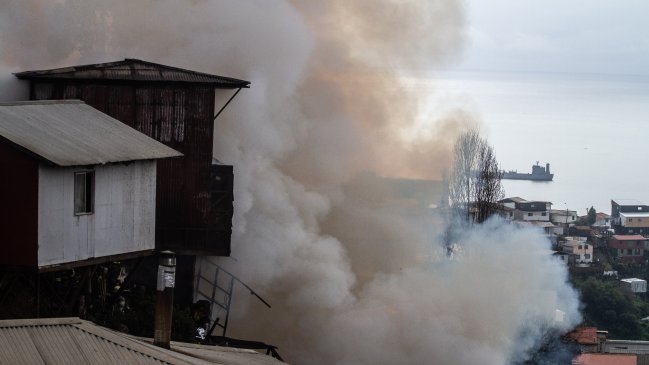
[
  {"left": 593, "top": 212, "right": 612, "bottom": 228},
  {"left": 561, "top": 237, "right": 593, "bottom": 265},
  {"left": 0, "top": 100, "right": 182, "bottom": 269},
  {"left": 550, "top": 209, "right": 578, "bottom": 225},
  {"left": 617, "top": 211, "right": 649, "bottom": 235},
  {"left": 499, "top": 197, "right": 552, "bottom": 222}
]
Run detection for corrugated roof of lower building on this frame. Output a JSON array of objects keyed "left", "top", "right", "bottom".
[
  {"left": 0, "top": 317, "right": 286, "bottom": 365},
  {"left": 0, "top": 100, "right": 182, "bottom": 166}
]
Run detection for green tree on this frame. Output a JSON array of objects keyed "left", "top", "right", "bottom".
[{"left": 587, "top": 206, "right": 597, "bottom": 225}]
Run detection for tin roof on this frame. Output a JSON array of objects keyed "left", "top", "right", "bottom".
[
  {"left": 613, "top": 199, "right": 645, "bottom": 206},
  {"left": 573, "top": 353, "right": 637, "bottom": 365},
  {"left": 0, "top": 100, "right": 182, "bottom": 166},
  {"left": 613, "top": 235, "right": 647, "bottom": 241},
  {"left": 15, "top": 59, "right": 250, "bottom": 88},
  {"left": 620, "top": 212, "right": 649, "bottom": 218},
  {"left": 499, "top": 197, "right": 527, "bottom": 203},
  {"left": 550, "top": 209, "right": 577, "bottom": 214},
  {"left": 565, "top": 327, "right": 598, "bottom": 345},
  {"left": 0, "top": 317, "right": 284, "bottom": 365}
]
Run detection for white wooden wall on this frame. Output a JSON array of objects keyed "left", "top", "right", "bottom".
[{"left": 38, "top": 161, "right": 157, "bottom": 267}]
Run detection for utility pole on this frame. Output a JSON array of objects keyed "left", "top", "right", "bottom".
[{"left": 154, "top": 251, "right": 176, "bottom": 349}]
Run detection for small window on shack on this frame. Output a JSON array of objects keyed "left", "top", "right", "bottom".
[{"left": 74, "top": 171, "right": 94, "bottom": 215}]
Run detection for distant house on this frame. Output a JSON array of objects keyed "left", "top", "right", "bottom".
[
  {"left": 611, "top": 199, "right": 649, "bottom": 234},
  {"left": 499, "top": 197, "right": 552, "bottom": 222},
  {"left": 564, "top": 327, "right": 601, "bottom": 353},
  {"left": 593, "top": 212, "right": 611, "bottom": 228},
  {"left": 620, "top": 278, "right": 647, "bottom": 293},
  {"left": 553, "top": 251, "right": 571, "bottom": 265},
  {"left": 561, "top": 237, "right": 593, "bottom": 265},
  {"left": 608, "top": 235, "right": 648, "bottom": 264},
  {"left": 0, "top": 100, "right": 181, "bottom": 269},
  {"left": 550, "top": 209, "right": 578, "bottom": 226}
]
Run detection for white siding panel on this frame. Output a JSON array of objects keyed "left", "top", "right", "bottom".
[{"left": 38, "top": 161, "right": 156, "bottom": 267}]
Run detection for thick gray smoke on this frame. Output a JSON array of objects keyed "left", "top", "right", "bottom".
[{"left": 0, "top": 1, "right": 580, "bottom": 363}]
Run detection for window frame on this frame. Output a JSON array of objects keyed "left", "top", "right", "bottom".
[{"left": 74, "top": 170, "right": 95, "bottom": 215}]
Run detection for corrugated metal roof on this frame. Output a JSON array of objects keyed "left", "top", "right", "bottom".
[
  {"left": 565, "top": 327, "right": 598, "bottom": 345},
  {"left": 613, "top": 199, "right": 645, "bottom": 206},
  {"left": 550, "top": 209, "right": 577, "bottom": 214},
  {"left": 604, "top": 339, "right": 649, "bottom": 354},
  {"left": 0, "top": 100, "right": 182, "bottom": 166},
  {"left": 499, "top": 197, "right": 527, "bottom": 203},
  {"left": 0, "top": 318, "right": 286, "bottom": 365},
  {"left": 620, "top": 212, "right": 649, "bottom": 218},
  {"left": 15, "top": 59, "right": 250, "bottom": 89},
  {"left": 573, "top": 353, "right": 637, "bottom": 365},
  {"left": 612, "top": 235, "right": 647, "bottom": 241}
]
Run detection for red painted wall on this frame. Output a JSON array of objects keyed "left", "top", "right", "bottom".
[{"left": 0, "top": 140, "right": 38, "bottom": 267}]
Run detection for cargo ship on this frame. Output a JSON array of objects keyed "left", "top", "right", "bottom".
[{"left": 502, "top": 162, "right": 553, "bottom": 181}]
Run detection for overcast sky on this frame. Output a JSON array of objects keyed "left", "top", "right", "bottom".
[{"left": 454, "top": 0, "right": 649, "bottom": 75}]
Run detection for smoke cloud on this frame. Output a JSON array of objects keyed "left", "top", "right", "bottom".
[{"left": 0, "top": 1, "right": 580, "bottom": 364}]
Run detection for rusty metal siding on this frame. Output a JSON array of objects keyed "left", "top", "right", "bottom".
[
  {"left": 0, "top": 140, "right": 38, "bottom": 267},
  {"left": 31, "top": 81, "right": 230, "bottom": 255}
]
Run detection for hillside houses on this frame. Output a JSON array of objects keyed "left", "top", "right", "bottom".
[{"left": 608, "top": 235, "right": 648, "bottom": 264}]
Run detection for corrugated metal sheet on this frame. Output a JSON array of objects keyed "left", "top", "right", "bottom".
[
  {"left": 573, "top": 353, "right": 637, "bottom": 365},
  {"left": 604, "top": 339, "right": 649, "bottom": 354},
  {"left": 15, "top": 59, "right": 250, "bottom": 89},
  {"left": 0, "top": 318, "right": 286, "bottom": 365},
  {"left": 0, "top": 100, "right": 182, "bottom": 166}
]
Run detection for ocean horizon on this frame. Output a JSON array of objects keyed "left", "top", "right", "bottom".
[{"left": 420, "top": 70, "right": 649, "bottom": 215}]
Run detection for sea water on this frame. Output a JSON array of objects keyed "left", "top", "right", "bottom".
[{"left": 420, "top": 70, "right": 649, "bottom": 215}]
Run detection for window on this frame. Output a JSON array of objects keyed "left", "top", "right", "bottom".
[
  {"left": 528, "top": 212, "right": 533, "bottom": 217},
  {"left": 74, "top": 171, "right": 94, "bottom": 215},
  {"left": 541, "top": 212, "right": 547, "bottom": 216},
  {"left": 585, "top": 254, "right": 591, "bottom": 259},
  {"left": 629, "top": 218, "right": 633, "bottom": 222},
  {"left": 627, "top": 249, "right": 633, "bottom": 255},
  {"left": 578, "top": 245, "right": 583, "bottom": 250}
]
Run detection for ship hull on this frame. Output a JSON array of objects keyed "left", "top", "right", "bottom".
[{"left": 502, "top": 173, "right": 553, "bottom": 181}]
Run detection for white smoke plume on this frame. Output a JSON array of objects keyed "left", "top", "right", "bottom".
[{"left": 0, "top": 1, "right": 581, "bottom": 364}]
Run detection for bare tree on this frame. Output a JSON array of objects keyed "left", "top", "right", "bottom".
[{"left": 448, "top": 130, "right": 504, "bottom": 223}]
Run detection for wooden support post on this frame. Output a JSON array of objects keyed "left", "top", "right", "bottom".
[{"left": 154, "top": 251, "right": 176, "bottom": 349}]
